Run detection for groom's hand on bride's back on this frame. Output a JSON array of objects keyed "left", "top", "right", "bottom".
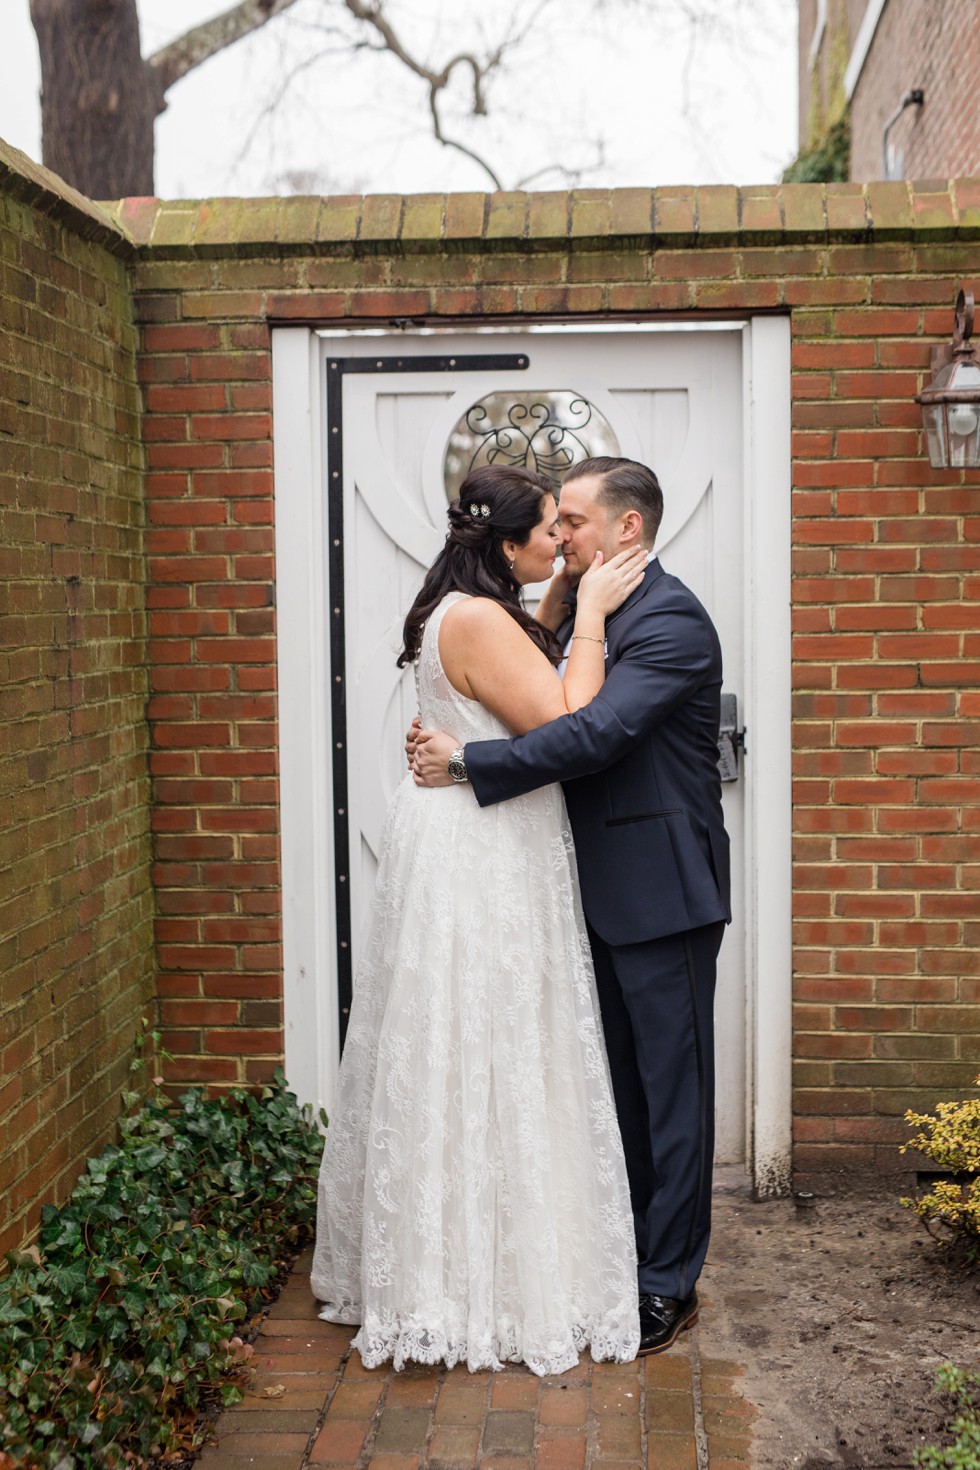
[{"left": 412, "top": 728, "right": 457, "bottom": 786}]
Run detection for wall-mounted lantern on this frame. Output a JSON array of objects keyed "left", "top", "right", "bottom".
[{"left": 916, "top": 290, "right": 980, "bottom": 469}]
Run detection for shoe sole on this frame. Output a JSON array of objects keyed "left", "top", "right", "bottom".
[{"left": 636, "top": 1305, "right": 699, "bottom": 1356}]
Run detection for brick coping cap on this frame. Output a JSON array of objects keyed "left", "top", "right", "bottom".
[
  {"left": 106, "top": 180, "right": 980, "bottom": 256},
  {"left": 0, "top": 136, "right": 134, "bottom": 256},
  {"left": 1, "top": 138, "right": 977, "bottom": 258}
]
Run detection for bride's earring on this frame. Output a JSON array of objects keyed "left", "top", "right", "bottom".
[{"left": 508, "top": 557, "right": 516, "bottom": 572}]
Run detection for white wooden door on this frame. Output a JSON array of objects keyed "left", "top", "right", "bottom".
[{"left": 334, "top": 329, "right": 746, "bottom": 1164}]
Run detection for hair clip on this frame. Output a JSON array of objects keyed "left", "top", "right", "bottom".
[{"left": 469, "top": 502, "right": 491, "bottom": 518}]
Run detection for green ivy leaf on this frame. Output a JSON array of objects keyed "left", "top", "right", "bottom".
[{"left": 1, "top": 1070, "right": 321, "bottom": 1468}]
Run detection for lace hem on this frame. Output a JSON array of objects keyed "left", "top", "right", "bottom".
[{"left": 319, "top": 1305, "right": 640, "bottom": 1377}]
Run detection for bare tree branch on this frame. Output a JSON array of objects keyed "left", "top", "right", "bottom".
[
  {"left": 148, "top": 0, "right": 302, "bottom": 99},
  {"left": 514, "top": 138, "right": 608, "bottom": 192},
  {"left": 339, "top": 0, "right": 512, "bottom": 189},
  {"left": 426, "top": 93, "right": 503, "bottom": 190},
  {"left": 228, "top": 36, "right": 358, "bottom": 179},
  {"left": 215, "top": 0, "right": 564, "bottom": 192}
]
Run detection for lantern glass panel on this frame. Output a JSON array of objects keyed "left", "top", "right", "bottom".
[
  {"left": 922, "top": 403, "right": 947, "bottom": 468},
  {"left": 946, "top": 359, "right": 980, "bottom": 468}
]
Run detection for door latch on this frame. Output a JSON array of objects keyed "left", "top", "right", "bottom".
[{"left": 717, "top": 692, "right": 747, "bottom": 783}]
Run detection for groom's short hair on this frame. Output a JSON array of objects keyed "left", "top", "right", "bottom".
[{"left": 563, "top": 456, "right": 664, "bottom": 545}]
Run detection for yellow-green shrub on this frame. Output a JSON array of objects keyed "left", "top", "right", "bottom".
[{"left": 901, "top": 1076, "right": 980, "bottom": 1266}]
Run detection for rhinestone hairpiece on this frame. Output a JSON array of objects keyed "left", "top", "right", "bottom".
[{"left": 469, "top": 502, "right": 491, "bottom": 518}]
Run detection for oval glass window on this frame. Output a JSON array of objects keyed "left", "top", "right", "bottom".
[{"left": 444, "top": 390, "right": 620, "bottom": 501}]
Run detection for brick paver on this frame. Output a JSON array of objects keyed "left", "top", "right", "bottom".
[{"left": 197, "top": 1248, "right": 758, "bottom": 1469}]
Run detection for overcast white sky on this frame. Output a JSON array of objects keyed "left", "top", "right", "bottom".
[{"left": 0, "top": 0, "right": 798, "bottom": 199}]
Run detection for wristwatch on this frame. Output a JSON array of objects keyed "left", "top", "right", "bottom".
[{"left": 448, "top": 747, "right": 469, "bottom": 783}]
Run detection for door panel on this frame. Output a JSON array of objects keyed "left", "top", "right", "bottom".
[{"left": 337, "top": 329, "right": 746, "bottom": 1163}]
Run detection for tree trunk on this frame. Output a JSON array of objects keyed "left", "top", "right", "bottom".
[{"left": 29, "top": 0, "right": 160, "bottom": 198}]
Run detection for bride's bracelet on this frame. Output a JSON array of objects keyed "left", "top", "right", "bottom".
[{"left": 571, "top": 633, "right": 604, "bottom": 643}]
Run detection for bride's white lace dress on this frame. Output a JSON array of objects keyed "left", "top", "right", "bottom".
[{"left": 310, "top": 592, "right": 639, "bottom": 1375}]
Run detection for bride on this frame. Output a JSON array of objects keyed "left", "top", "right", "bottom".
[{"left": 310, "top": 463, "right": 646, "bottom": 1376}]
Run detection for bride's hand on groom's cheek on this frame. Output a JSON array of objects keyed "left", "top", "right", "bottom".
[{"left": 412, "top": 729, "right": 457, "bottom": 786}]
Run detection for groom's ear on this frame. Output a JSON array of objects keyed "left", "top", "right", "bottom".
[{"left": 620, "top": 509, "right": 644, "bottom": 544}]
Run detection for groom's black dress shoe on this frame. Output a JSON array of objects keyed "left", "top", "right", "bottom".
[{"left": 637, "top": 1291, "right": 699, "bottom": 1355}]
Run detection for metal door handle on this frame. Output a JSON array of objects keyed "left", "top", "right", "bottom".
[{"left": 717, "top": 692, "right": 747, "bottom": 783}]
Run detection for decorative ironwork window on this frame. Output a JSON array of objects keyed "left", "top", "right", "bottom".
[{"left": 444, "top": 390, "right": 620, "bottom": 501}]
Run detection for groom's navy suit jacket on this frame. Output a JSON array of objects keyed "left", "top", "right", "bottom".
[{"left": 465, "top": 559, "right": 731, "bottom": 948}]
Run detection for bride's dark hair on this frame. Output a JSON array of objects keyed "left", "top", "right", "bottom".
[{"left": 398, "top": 464, "right": 563, "bottom": 668}]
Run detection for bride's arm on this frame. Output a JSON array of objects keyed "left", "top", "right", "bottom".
[
  {"left": 439, "top": 600, "right": 581, "bottom": 735},
  {"left": 546, "top": 547, "right": 647, "bottom": 711},
  {"left": 439, "top": 550, "right": 646, "bottom": 734},
  {"left": 561, "top": 582, "right": 609, "bottom": 713}
]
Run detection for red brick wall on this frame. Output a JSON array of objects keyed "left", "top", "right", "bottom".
[
  {"left": 797, "top": 0, "right": 980, "bottom": 183},
  {"left": 139, "top": 305, "right": 281, "bottom": 1089},
  {"left": 799, "top": 0, "right": 980, "bottom": 183},
  {"left": 848, "top": 0, "right": 980, "bottom": 181},
  {"left": 118, "top": 181, "right": 980, "bottom": 1181},
  {"left": 0, "top": 145, "right": 154, "bottom": 1253}
]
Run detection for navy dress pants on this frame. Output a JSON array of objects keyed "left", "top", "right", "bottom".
[{"left": 586, "top": 918, "right": 725, "bottom": 1301}]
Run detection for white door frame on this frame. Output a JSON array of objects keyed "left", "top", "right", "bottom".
[{"left": 272, "top": 318, "right": 793, "bottom": 1195}]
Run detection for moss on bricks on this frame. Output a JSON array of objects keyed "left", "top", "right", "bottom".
[
  {"left": 443, "top": 193, "right": 487, "bottom": 244},
  {"left": 191, "top": 198, "right": 245, "bottom": 249},
  {"left": 526, "top": 191, "right": 569, "bottom": 243},
  {"left": 273, "top": 197, "right": 320, "bottom": 246},
  {"left": 314, "top": 195, "right": 363, "bottom": 245},
  {"left": 485, "top": 192, "right": 527, "bottom": 240},
  {"left": 865, "top": 182, "right": 915, "bottom": 238},
  {"left": 911, "top": 189, "right": 958, "bottom": 238},
  {"left": 569, "top": 188, "right": 613, "bottom": 242},
  {"left": 150, "top": 203, "right": 201, "bottom": 250},
  {"left": 358, "top": 194, "right": 405, "bottom": 243},
  {"left": 652, "top": 188, "right": 697, "bottom": 243},
  {"left": 952, "top": 177, "right": 980, "bottom": 232},
  {"left": 781, "top": 184, "right": 828, "bottom": 237},
  {"left": 697, "top": 185, "right": 740, "bottom": 238},
  {"left": 609, "top": 187, "right": 656, "bottom": 241},
  {"left": 401, "top": 194, "right": 445, "bottom": 244},
  {"left": 232, "top": 198, "right": 287, "bottom": 248}
]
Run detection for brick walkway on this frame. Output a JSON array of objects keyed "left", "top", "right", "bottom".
[{"left": 197, "top": 1248, "right": 756, "bottom": 1470}]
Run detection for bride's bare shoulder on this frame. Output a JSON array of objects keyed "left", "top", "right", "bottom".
[{"left": 441, "top": 596, "right": 516, "bottom": 639}]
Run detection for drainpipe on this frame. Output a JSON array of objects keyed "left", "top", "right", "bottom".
[{"left": 882, "top": 88, "right": 924, "bottom": 179}]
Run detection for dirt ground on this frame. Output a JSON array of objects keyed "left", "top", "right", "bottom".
[{"left": 700, "top": 1168, "right": 979, "bottom": 1469}]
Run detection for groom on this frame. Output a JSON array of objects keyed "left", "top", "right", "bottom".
[{"left": 412, "top": 455, "right": 730, "bottom": 1354}]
